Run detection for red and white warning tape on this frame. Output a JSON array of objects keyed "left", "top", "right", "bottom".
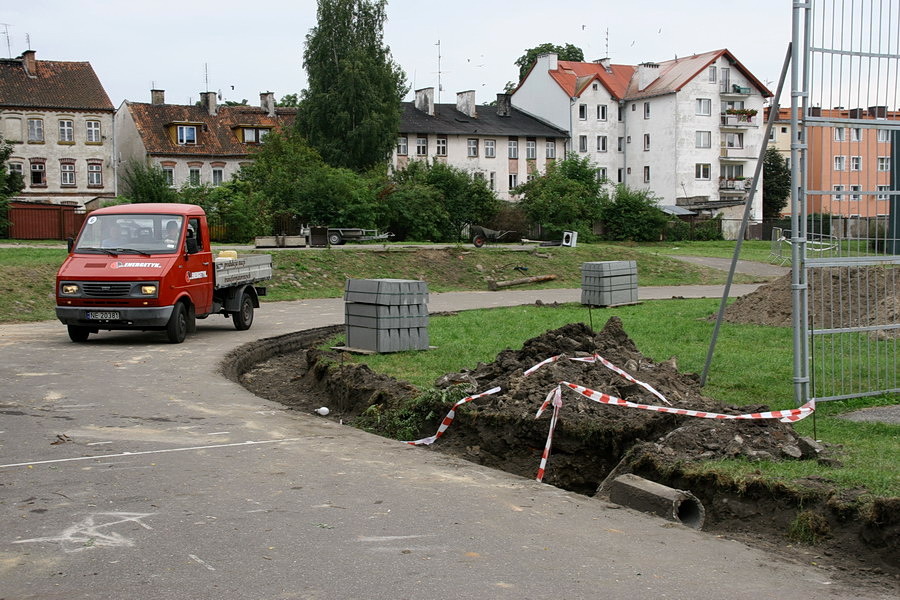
[
  {"left": 570, "top": 354, "right": 672, "bottom": 405},
  {"left": 535, "top": 386, "right": 562, "bottom": 482},
  {"left": 401, "top": 387, "right": 501, "bottom": 446}
]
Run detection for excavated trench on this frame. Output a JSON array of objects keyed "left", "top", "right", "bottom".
[{"left": 226, "top": 314, "right": 898, "bottom": 584}]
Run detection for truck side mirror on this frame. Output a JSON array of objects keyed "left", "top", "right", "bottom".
[{"left": 66, "top": 237, "right": 74, "bottom": 253}]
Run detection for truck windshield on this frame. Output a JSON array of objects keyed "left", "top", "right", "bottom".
[{"left": 74, "top": 214, "right": 185, "bottom": 254}]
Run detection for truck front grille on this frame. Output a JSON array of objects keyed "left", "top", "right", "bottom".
[{"left": 82, "top": 282, "right": 133, "bottom": 298}]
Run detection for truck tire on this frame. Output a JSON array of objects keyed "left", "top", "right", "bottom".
[
  {"left": 327, "top": 232, "right": 344, "bottom": 246},
  {"left": 233, "top": 291, "right": 254, "bottom": 330},
  {"left": 67, "top": 324, "right": 90, "bottom": 343},
  {"left": 472, "top": 235, "right": 486, "bottom": 248},
  {"left": 166, "top": 302, "right": 188, "bottom": 344}
]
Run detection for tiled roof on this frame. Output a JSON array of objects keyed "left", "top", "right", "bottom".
[
  {"left": 399, "top": 102, "right": 568, "bottom": 138},
  {"left": 551, "top": 61, "right": 635, "bottom": 100},
  {"left": 126, "top": 102, "right": 298, "bottom": 157},
  {"left": 623, "top": 49, "right": 773, "bottom": 100},
  {"left": 0, "top": 57, "right": 113, "bottom": 111}
]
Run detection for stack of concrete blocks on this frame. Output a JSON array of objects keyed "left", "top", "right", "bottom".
[
  {"left": 344, "top": 278, "right": 430, "bottom": 352},
  {"left": 581, "top": 261, "right": 638, "bottom": 306}
]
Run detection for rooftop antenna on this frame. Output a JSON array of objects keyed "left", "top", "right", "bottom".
[
  {"left": 25, "top": 32, "right": 31, "bottom": 50},
  {"left": 605, "top": 28, "right": 609, "bottom": 59},
  {"left": 435, "top": 39, "right": 443, "bottom": 104},
  {"left": 0, "top": 24, "right": 11, "bottom": 58},
  {"left": 204, "top": 63, "right": 209, "bottom": 92}
]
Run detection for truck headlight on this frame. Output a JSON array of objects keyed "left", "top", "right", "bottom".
[
  {"left": 141, "top": 285, "right": 158, "bottom": 296},
  {"left": 61, "top": 283, "right": 79, "bottom": 295}
]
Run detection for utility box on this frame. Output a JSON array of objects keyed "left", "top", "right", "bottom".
[
  {"left": 562, "top": 231, "right": 578, "bottom": 247},
  {"left": 309, "top": 226, "right": 329, "bottom": 248},
  {"left": 344, "top": 278, "right": 429, "bottom": 353},
  {"left": 581, "top": 261, "right": 638, "bottom": 306}
]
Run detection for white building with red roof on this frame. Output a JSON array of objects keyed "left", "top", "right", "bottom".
[{"left": 513, "top": 49, "right": 772, "bottom": 236}]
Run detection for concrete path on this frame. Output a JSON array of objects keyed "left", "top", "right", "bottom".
[{"left": 0, "top": 283, "right": 892, "bottom": 600}]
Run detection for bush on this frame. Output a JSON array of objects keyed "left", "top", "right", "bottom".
[{"left": 599, "top": 185, "right": 667, "bottom": 242}]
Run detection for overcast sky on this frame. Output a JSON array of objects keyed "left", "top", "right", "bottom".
[{"left": 4, "top": 0, "right": 794, "bottom": 108}]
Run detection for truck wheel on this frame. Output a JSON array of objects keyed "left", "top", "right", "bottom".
[
  {"left": 328, "top": 232, "right": 344, "bottom": 246},
  {"left": 472, "top": 235, "right": 486, "bottom": 248},
  {"left": 67, "top": 325, "right": 90, "bottom": 343},
  {"left": 166, "top": 302, "right": 188, "bottom": 344},
  {"left": 233, "top": 292, "right": 254, "bottom": 330}
]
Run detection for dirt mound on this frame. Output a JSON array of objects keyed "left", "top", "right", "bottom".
[{"left": 722, "top": 267, "right": 899, "bottom": 335}]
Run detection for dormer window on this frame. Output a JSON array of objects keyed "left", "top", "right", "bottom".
[
  {"left": 177, "top": 125, "right": 197, "bottom": 145},
  {"left": 243, "top": 127, "right": 271, "bottom": 143}
]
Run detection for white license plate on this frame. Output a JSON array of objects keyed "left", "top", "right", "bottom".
[{"left": 86, "top": 311, "right": 120, "bottom": 320}]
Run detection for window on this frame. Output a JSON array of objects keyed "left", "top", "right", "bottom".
[
  {"left": 850, "top": 156, "right": 862, "bottom": 171},
  {"left": 695, "top": 163, "right": 711, "bottom": 180},
  {"left": 508, "top": 139, "right": 518, "bottom": 159},
  {"left": 163, "top": 167, "right": 174, "bottom": 187},
  {"left": 578, "top": 135, "right": 588, "bottom": 152},
  {"left": 86, "top": 120, "right": 101, "bottom": 143},
  {"left": 416, "top": 136, "right": 427, "bottom": 156},
  {"left": 617, "top": 168, "right": 624, "bottom": 183},
  {"left": 708, "top": 65, "right": 717, "bottom": 82},
  {"left": 596, "top": 167, "right": 607, "bottom": 181},
  {"left": 30, "top": 161, "right": 46, "bottom": 186},
  {"left": 396, "top": 136, "right": 408, "bottom": 155},
  {"left": 597, "top": 135, "right": 607, "bottom": 152},
  {"left": 617, "top": 105, "right": 624, "bottom": 121},
  {"left": 578, "top": 104, "right": 587, "bottom": 120},
  {"left": 546, "top": 141, "right": 556, "bottom": 159},
  {"left": 597, "top": 104, "right": 607, "bottom": 121},
  {"left": 243, "top": 128, "right": 270, "bottom": 143},
  {"left": 467, "top": 139, "right": 478, "bottom": 157},
  {"left": 877, "top": 129, "right": 890, "bottom": 142},
  {"left": 436, "top": 137, "right": 448, "bottom": 156},
  {"left": 525, "top": 140, "right": 536, "bottom": 159},
  {"left": 60, "top": 161, "right": 75, "bottom": 186},
  {"left": 833, "top": 128, "right": 845, "bottom": 142},
  {"left": 212, "top": 168, "right": 224, "bottom": 186},
  {"left": 489, "top": 172, "right": 496, "bottom": 190},
  {"left": 877, "top": 185, "right": 890, "bottom": 200},
  {"left": 643, "top": 134, "right": 650, "bottom": 150},
  {"left": 725, "top": 132, "right": 743, "bottom": 148},
  {"left": 27, "top": 118, "right": 43, "bottom": 142},
  {"left": 878, "top": 156, "right": 890, "bottom": 171},
  {"left": 87, "top": 162, "right": 102, "bottom": 186},
  {"left": 177, "top": 125, "right": 197, "bottom": 145},
  {"left": 643, "top": 102, "right": 650, "bottom": 119},
  {"left": 849, "top": 185, "right": 862, "bottom": 201},
  {"left": 850, "top": 127, "right": 862, "bottom": 142},
  {"left": 617, "top": 137, "right": 624, "bottom": 152},
  {"left": 696, "top": 98, "right": 711, "bottom": 115},
  {"left": 832, "top": 184, "right": 844, "bottom": 200},
  {"left": 484, "top": 139, "right": 495, "bottom": 158},
  {"left": 722, "top": 164, "right": 744, "bottom": 179},
  {"left": 696, "top": 131, "right": 711, "bottom": 148},
  {"left": 509, "top": 173, "right": 518, "bottom": 189},
  {"left": 526, "top": 173, "right": 535, "bottom": 183},
  {"left": 833, "top": 156, "right": 846, "bottom": 171},
  {"left": 189, "top": 168, "right": 201, "bottom": 186},
  {"left": 8, "top": 162, "right": 23, "bottom": 179},
  {"left": 643, "top": 166, "right": 650, "bottom": 182}
]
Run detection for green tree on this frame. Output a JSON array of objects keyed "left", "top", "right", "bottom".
[
  {"left": 120, "top": 160, "right": 177, "bottom": 203},
  {"left": 298, "top": 0, "right": 408, "bottom": 171},
  {"left": 762, "top": 146, "right": 791, "bottom": 220},
  {"left": 277, "top": 93, "right": 300, "bottom": 107},
  {"left": 516, "top": 154, "right": 602, "bottom": 239},
  {"left": 515, "top": 43, "right": 584, "bottom": 82},
  {"left": 599, "top": 185, "right": 668, "bottom": 242},
  {"left": 0, "top": 135, "right": 25, "bottom": 234}
]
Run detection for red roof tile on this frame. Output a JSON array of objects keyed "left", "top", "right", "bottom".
[
  {"left": 0, "top": 56, "right": 113, "bottom": 111},
  {"left": 624, "top": 49, "right": 773, "bottom": 99},
  {"left": 551, "top": 61, "right": 635, "bottom": 100}
]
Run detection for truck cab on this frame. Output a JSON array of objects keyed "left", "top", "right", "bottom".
[{"left": 56, "top": 203, "right": 269, "bottom": 343}]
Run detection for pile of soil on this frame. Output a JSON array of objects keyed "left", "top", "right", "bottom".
[
  {"left": 722, "top": 266, "right": 899, "bottom": 336},
  {"left": 234, "top": 316, "right": 898, "bottom": 583}
]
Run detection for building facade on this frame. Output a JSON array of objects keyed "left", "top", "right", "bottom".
[
  {"left": 512, "top": 50, "right": 772, "bottom": 237},
  {"left": 0, "top": 50, "right": 115, "bottom": 208},
  {"left": 393, "top": 88, "right": 569, "bottom": 200},
  {"left": 115, "top": 90, "right": 296, "bottom": 189}
]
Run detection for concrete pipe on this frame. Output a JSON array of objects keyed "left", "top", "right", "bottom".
[{"left": 607, "top": 473, "right": 706, "bottom": 530}]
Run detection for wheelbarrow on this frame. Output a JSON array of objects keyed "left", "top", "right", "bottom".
[{"left": 470, "top": 225, "right": 512, "bottom": 248}]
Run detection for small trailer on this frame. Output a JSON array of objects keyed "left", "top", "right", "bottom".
[{"left": 313, "top": 227, "right": 393, "bottom": 246}]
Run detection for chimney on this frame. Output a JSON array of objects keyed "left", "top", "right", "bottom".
[
  {"left": 594, "top": 57, "right": 613, "bottom": 73},
  {"left": 151, "top": 89, "right": 165, "bottom": 105},
  {"left": 496, "top": 93, "right": 512, "bottom": 117},
  {"left": 868, "top": 105, "right": 887, "bottom": 118},
  {"left": 537, "top": 52, "right": 558, "bottom": 72},
  {"left": 414, "top": 87, "right": 434, "bottom": 116},
  {"left": 260, "top": 92, "right": 276, "bottom": 117},
  {"left": 848, "top": 107, "right": 864, "bottom": 119},
  {"left": 456, "top": 90, "right": 476, "bottom": 118},
  {"left": 200, "top": 91, "right": 218, "bottom": 116},
  {"left": 20, "top": 50, "right": 37, "bottom": 77},
  {"left": 808, "top": 106, "right": 822, "bottom": 117},
  {"left": 637, "top": 62, "right": 660, "bottom": 91}
]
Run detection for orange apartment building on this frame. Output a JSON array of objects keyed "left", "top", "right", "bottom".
[{"left": 769, "top": 106, "right": 898, "bottom": 217}]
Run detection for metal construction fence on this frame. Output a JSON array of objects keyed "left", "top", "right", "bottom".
[{"left": 792, "top": 0, "right": 900, "bottom": 404}]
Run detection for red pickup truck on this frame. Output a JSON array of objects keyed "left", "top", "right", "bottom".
[{"left": 56, "top": 203, "right": 272, "bottom": 343}]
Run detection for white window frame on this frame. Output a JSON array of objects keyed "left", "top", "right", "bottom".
[
  {"left": 188, "top": 168, "right": 201, "bottom": 186},
  {"left": 643, "top": 166, "right": 650, "bottom": 183},
  {"left": 849, "top": 185, "right": 862, "bottom": 201},
  {"left": 416, "top": 137, "right": 427, "bottom": 157},
  {"left": 60, "top": 162, "right": 76, "bottom": 185},
  {"left": 86, "top": 120, "right": 101, "bottom": 143},
  {"left": 617, "top": 137, "right": 624, "bottom": 152},
  {"left": 467, "top": 138, "right": 478, "bottom": 157},
  {"left": 878, "top": 156, "right": 890, "bottom": 171},
  {"left": 876, "top": 185, "right": 890, "bottom": 200},
  {"left": 643, "top": 134, "right": 650, "bottom": 151},
  {"left": 87, "top": 162, "right": 102, "bottom": 186},
  {"left": 832, "top": 184, "right": 844, "bottom": 201},
  {"left": 725, "top": 133, "right": 743, "bottom": 149},
  {"left": 59, "top": 120, "right": 74, "bottom": 142},
  {"left": 643, "top": 102, "right": 650, "bottom": 119},
  {"left": 484, "top": 139, "right": 495, "bottom": 158},
  {"left": 436, "top": 137, "right": 448, "bottom": 156},
  {"left": 508, "top": 140, "right": 518, "bottom": 159},
  {"left": 850, "top": 127, "right": 862, "bottom": 142},
  {"left": 545, "top": 141, "right": 556, "bottom": 159},
  {"left": 597, "top": 104, "right": 607, "bottom": 121},
  {"left": 163, "top": 167, "right": 175, "bottom": 187},
  {"left": 696, "top": 130, "right": 711, "bottom": 148},
  {"left": 508, "top": 173, "right": 518, "bottom": 189},
  {"left": 833, "top": 155, "right": 846, "bottom": 171},
  {"left": 708, "top": 65, "right": 717, "bottom": 82},
  {"left": 30, "top": 161, "right": 46, "bottom": 185},
  {"left": 396, "top": 136, "right": 408, "bottom": 155},
  {"left": 696, "top": 98, "right": 711, "bottom": 116},
  {"left": 526, "top": 140, "right": 536, "bottom": 160},
  {"left": 212, "top": 168, "right": 224, "bottom": 186},
  {"left": 27, "top": 118, "right": 43, "bottom": 142},
  {"left": 877, "top": 129, "right": 890, "bottom": 142},
  {"left": 597, "top": 135, "right": 607, "bottom": 152},
  {"left": 695, "top": 163, "right": 711, "bottom": 180},
  {"left": 850, "top": 156, "right": 862, "bottom": 171},
  {"left": 578, "top": 104, "right": 587, "bottom": 120},
  {"left": 489, "top": 172, "right": 496, "bottom": 190},
  {"left": 596, "top": 167, "right": 607, "bottom": 181},
  {"left": 834, "top": 127, "right": 846, "bottom": 142},
  {"left": 578, "top": 135, "right": 588, "bottom": 153},
  {"left": 177, "top": 125, "right": 197, "bottom": 145}
]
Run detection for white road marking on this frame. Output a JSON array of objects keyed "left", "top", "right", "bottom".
[
  {"left": 188, "top": 554, "right": 216, "bottom": 571},
  {"left": 12, "top": 512, "right": 154, "bottom": 553}
]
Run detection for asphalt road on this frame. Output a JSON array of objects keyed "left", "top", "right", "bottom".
[{"left": 1, "top": 280, "right": 892, "bottom": 600}]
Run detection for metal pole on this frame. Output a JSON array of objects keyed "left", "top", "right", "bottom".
[{"left": 700, "top": 44, "right": 792, "bottom": 387}]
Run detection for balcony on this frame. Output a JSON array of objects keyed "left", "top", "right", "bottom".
[
  {"left": 720, "top": 145, "right": 756, "bottom": 160},
  {"left": 721, "top": 83, "right": 752, "bottom": 95},
  {"left": 719, "top": 178, "right": 749, "bottom": 194},
  {"left": 720, "top": 112, "right": 758, "bottom": 128}
]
